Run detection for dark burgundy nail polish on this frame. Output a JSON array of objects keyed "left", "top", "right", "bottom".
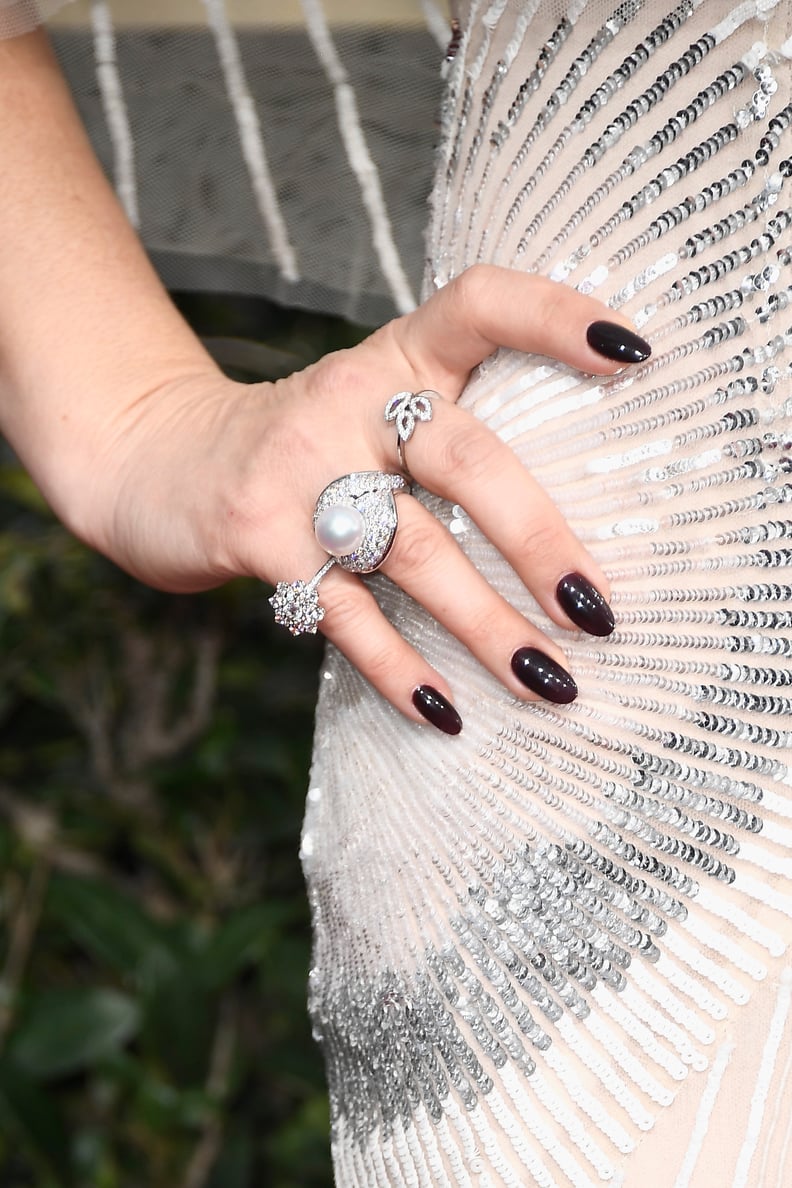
[
  {"left": 586, "top": 320, "right": 651, "bottom": 364},
  {"left": 510, "top": 648, "right": 577, "bottom": 704},
  {"left": 557, "top": 572, "right": 616, "bottom": 637},
  {"left": 412, "top": 685, "right": 462, "bottom": 735}
]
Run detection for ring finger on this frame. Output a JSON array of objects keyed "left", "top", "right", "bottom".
[
  {"left": 380, "top": 393, "right": 615, "bottom": 638},
  {"left": 378, "top": 495, "right": 580, "bottom": 706}
]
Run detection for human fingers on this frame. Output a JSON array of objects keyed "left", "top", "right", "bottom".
[
  {"left": 274, "top": 556, "right": 466, "bottom": 735},
  {"left": 377, "top": 496, "right": 580, "bottom": 703},
  {"left": 370, "top": 267, "right": 652, "bottom": 630},
  {"left": 387, "top": 394, "right": 615, "bottom": 635},
  {"left": 282, "top": 494, "right": 579, "bottom": 739},
  {"left": 262, "top": 269, "right": 649, "bottom": 730},
  {"left": 391, "top": 264, "right": 650, "bottom": 391}
]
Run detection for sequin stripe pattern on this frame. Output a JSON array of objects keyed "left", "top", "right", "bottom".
[{"left": 306, "top": 2, "right": 792, "bottom": 1185}]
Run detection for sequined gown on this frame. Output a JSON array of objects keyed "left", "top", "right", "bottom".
[{"left": 304, "top": 2, "right": 792, "bottom": 1184}]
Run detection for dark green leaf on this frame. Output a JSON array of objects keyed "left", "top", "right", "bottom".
[
  {"left": 9, "top": 987, "right": 141, "bottom": 1080},
  {"left": 198, "top": 903, "right": 282, "bottom": 989},
  {"left": 140, "top": 971, "right": 213, "bottom": 1086},
  {"left": 206, "top": 1130, "right": 253, "bottom": 1188},
  {"left": 47, "top": 875, "right": 180, "bottom": 988},
  {"left": 0, "top": 466, "right": 51, "bottom": 513},
  {"left": 0, "top": 1055, "right": 72, "bottom": 1180}
]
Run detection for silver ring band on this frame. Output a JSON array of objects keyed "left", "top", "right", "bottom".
[{"left": 384, "top": 390, "right": 438, "bottom": 478}]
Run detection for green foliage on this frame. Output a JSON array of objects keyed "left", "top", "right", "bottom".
[{"left": 0, "top": 296, "right": 367, "bottom": 1187}]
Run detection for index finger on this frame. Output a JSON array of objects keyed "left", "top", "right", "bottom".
[{"left": 393, "top": 265, "right": 650, "bottom": 389}]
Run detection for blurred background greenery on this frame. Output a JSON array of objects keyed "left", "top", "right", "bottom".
[{"left": 0, "top": 296, "right": 369, "bottom": 1187}]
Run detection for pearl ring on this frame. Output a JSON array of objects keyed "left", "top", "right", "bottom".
[
  {"left": 270, "top": 386, "right": 441, "bottom": 637},
  {"left": 269, "top": 470, "right": 408, "bottom": 636}
]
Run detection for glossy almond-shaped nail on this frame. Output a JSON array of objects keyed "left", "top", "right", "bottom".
[
  {"left": 511, "top": 648, "right": 577, "bottom": 704},
  {"left": 412, "top": 685, "right": 463, "bottom": 735},
  {"left": 586, "top": 320, "right": 651, "bottom": 364},
  {"left": 557, "top": 572, "right": 615, "bottom": 637}
]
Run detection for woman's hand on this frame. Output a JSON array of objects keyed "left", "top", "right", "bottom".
[
  {"left": 0, "top": 33, "right": 650, "bottom": 733},
  {"left": 81, "top": 265, "right": 649, "bottom": 733}
]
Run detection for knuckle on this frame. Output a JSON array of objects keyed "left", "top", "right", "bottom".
[
  {"left": 532, "top": 281, "right": 567, "bottom": 331},
  {"left": 319, "top": 579, "right": 369, "bottom": 636},
  {"left": 299, "top": 346, "right": 396, "bottom": 450},
  {"left": 513, "top": 515, "right": 564, "bottom": 560},
  {"left": 462, "top": 599, "right": 502, "bottom": 647},
  {"left": 448, "top": 264, "right": 497, "bottom": 326},
  {"left": 358, "top": 637, "right": 402, "bottom": 687},
  {"left": 388, "top": 515, "right": 443, "bottom": 577},
  {"left": 435, "top": 421, "right": 502, "bottom": 483},
  {"left": 305, "top": 348, "right": 364, "bottom": 405}
]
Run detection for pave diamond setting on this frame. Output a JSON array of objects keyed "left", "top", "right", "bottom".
[
  {"left": 270, "top": 472, "right": 407, "bottom": 636},
  {"left": 314, "top": 471, "right": 407, "bottom": 573},
  {"left": 269, "top": 557, "right": 337, "bottom": 636}
]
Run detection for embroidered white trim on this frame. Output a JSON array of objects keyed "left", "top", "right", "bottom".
[
  {"left": 91, "top": 1, "right": 138, "bottom": 227},
  {"left": 300, "top": 0, "right": 416, "bottom": 314},
  {"left": 203, "top": 0, "right": 299, "bottom": 284}
]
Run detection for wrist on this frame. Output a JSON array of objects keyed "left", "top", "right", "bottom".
[{"left": 2, "top": 360, "right": 226, "bottom": 570}]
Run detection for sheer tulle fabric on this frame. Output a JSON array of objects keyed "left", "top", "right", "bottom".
[
  {"left": 0, "top": 0, "right": 71, "bottom": 39},
  {"left": 5, "top": 0, "right": 444, "bottom": 325}
]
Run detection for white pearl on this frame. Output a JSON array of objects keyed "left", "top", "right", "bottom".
[{"left": 314, "top": 504, "right": 365, "bottom": 556}]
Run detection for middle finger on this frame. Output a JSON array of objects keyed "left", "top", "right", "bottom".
[
  {"left": 382, "top": 395, "right": 616, "bottom": 637},
  {"left": 380, "top": 495, "right": 580, "bottom": 705}
]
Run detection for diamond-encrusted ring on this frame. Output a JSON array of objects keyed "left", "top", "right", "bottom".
[
  {"left": 269, "top": 557, "right": 337, "bottom": 636},
  {"left": 314, "top": 471, "right": 407, "bottom": 573},
  {"left": 384, "top": 390, "right": 439, "bottom": 478},
  {"left": 269, "top": 471, "right": 408, "bottom": 636}
]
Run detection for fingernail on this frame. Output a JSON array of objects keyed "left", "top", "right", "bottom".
[
  {"left": 586, "top": 320, "right": 651, "bottom": 364},
  {"left": 412, "top": 685, "right": 463, "bottom": 735},
  {"left": 557, "top": 572, "right": 615, "bottom": 637},
  {"left": 510, "top": 648, "right": 577, "bottom": 704}
]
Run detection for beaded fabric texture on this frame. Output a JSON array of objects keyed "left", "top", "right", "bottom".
[{"left": 307, "top": 1, "right": 792, "bottom": 1184}]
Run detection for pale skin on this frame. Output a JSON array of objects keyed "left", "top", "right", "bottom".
[{"left": 0, "top": 29, "right": 645, "bottom": 729}]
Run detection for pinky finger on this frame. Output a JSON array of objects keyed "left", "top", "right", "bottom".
[{"left": 317, "top": 570, "right": 464, "bottom": 736}]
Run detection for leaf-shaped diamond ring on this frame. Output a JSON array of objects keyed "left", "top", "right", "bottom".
[
  {"left": 269, "top": 471, "right": 408, "bottom": 636},
  {"left": 384, "top": 390, "right": 439, "bottom": 478}
]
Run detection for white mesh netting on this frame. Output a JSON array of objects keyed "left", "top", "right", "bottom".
[{"left": 1, "top": 0, "right": 448, "bottom": 323}]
